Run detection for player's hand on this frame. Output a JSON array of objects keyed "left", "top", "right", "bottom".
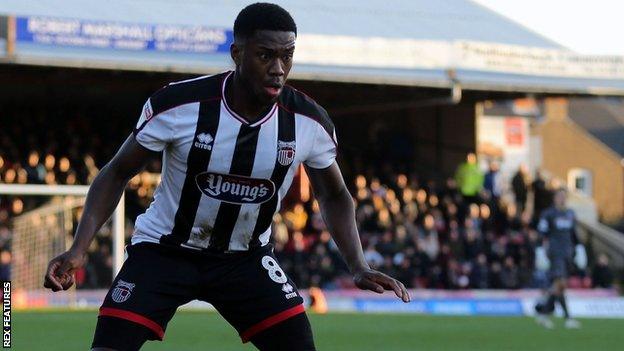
[
  {"left": 43, "top": 248, "right": 86, "bottom": 292},
  {"left": 353, "top": 268, "right": 410, "bottom": 303}
]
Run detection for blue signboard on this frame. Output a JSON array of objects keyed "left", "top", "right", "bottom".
[
  {"left": 15, "top": 16, "right": 233, "bottom": 54},
  {"left": 354, "top": 298, "right": 524, "bottom": 316}
]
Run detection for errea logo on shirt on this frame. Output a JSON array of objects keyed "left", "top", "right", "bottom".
[{"left": 195, "top": 133, "right": 214, "bottom": 150}]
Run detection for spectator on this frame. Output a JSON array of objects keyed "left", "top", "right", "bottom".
[
  {"left": 484, "top": 160, "right": 502, "bottom": 199},
  {"left": 364, "top": 244, "right": 384, "bottom": 269},
  {"left": 454, "top": 153, "right": 484, "bottom": 204},
  {"left": 25, "top": 151, "right": 45, "bottom": 183},
  {"left": 512, "top": 164, "right": 529, "bottom": 213},
  {"left": 592, "top": 254, "right": 613, "bottom": 288},
  {"left": 284, "top": 203, "right": 308, "bottom": 231},
  {"left": 470, "top": 254, "right": 489, "bottom": 289},
  {"left": 532, "top": 169, "right": 553, "bottom": 222},
  {"left": 500, "top": 257, "right": 520, "bottom": 289},
  {"left": 419, "top": 214, "right": 440, "bottom": 261}
]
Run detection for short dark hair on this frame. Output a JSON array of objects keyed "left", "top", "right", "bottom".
[{"left": 233, "top": 3, "right": 297, "bottom": 41}]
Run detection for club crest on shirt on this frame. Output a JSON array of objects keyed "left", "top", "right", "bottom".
[
  {"left": 143, "top": 101, "right": 153, "bottom": 121},
  {"left": 135, "top": 101, "right": 154, "bottom": 129},
  {"left": 111, "top": 280, "right": 135, "bottom": 303},
  {"left": 277, "top": 141, "right": 296, "bottom": 166},
  {"left": 195, "top": 172, "right": 276, "bottom": 204}
]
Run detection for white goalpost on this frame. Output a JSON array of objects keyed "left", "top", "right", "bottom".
[{"left": 0, "top": 184, "right": 125, "bottom": 290}]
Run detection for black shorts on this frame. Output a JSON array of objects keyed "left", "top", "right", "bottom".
[
  {"left": 92, "top": 242, "right": 305, "bottom": 349},
  {"left": 548, "top": 254, "right": 573, "bottom": 280}
]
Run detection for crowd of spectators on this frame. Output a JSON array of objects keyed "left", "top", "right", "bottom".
[
  {"left": 275, "top": 172, "right": 539, "bottom": 289},
  {"left": 274, "top": 155, "right": 615, "bottom": 290}
]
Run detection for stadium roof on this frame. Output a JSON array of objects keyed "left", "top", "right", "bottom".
[
  {"left": 568, "top": 98, "right": 624, "bottom": 157},
  {"left": 1, "top": 0, "right": 561, "bottom": 47},
  {"left": 2, "top": 0, "right": 624, "bottom": 95}
]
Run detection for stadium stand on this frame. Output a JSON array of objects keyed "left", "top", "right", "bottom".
[{"left": 275, "top": 170, "right": 602, "bottom": 290}]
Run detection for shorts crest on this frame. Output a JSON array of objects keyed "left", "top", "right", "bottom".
[{"left": 111, "top": 279, "right": 135, "bottom": 303}]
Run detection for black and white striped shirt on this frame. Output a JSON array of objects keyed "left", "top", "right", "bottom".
[{"left": 132, "top": 71, "right": 337, "bottom": 252}]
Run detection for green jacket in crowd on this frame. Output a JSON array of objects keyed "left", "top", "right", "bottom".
[{"left": 455, "top": 162, "right": 484, "bottom": 197}]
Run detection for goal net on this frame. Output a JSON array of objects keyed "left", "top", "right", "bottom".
[
  {"left": 0, "top": 184, "right": 125, "bottom": 307},
  {"left": 12, "top": 196, "right": 85, "bottom": 290}
]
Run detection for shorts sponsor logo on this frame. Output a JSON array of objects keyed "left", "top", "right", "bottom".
[
  {"left": 111, "top": 280, "right": 135, "bottom": 303},
  {"left": 277, "top": 141, "right": 296, "bottom": 166},
  {"left": 195, "top": 172, "right": 275, "bottom": 204}
]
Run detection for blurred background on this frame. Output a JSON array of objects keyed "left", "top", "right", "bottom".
[{"left": 2, "top": 0, "right": 624, "bottom": 350}]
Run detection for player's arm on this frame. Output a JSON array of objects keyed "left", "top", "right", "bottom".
[
  {"left": 44, "top": 135, "right": 158, "bottom": 291},
  {"left": 537, "top": 211, "right": 550, "bottom": 239},
  {"left": 305, "top": 162, "right": 410, "bottom": 303}
]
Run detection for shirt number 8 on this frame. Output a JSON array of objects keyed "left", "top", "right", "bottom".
[{"left": 261, "top": 256, "right": 288, "bottom": 284}]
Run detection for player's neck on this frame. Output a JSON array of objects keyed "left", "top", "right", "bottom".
[{"left": 225, "top": 72, "right": 273, "bottom": 123}]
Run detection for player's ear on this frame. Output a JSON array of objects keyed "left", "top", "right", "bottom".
[{"left": 230, "top": 42, "right": 242, "bottom": 67}]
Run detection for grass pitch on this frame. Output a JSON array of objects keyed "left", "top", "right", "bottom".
[{"left": 13, "top": 310, "right": 624, "bottom": 350}]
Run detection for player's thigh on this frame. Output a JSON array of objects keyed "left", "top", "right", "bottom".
[
  {"left": 250, "top": 312, "right": 316, "bottom": 351},
  {"left": 92, "top": 243, "right": 200, "bottom": 350},
  {"left": 92, "top": 317, "right": 154, "bottom": 351},
  {"left": 203, "top": 245, "right": 308, "bottom": 345}
]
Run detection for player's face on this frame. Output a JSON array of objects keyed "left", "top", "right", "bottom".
[{"left": 236, "top": 30, "right": 296, "bottom": 104}]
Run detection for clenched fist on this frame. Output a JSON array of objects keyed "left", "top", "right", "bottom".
[{"left": 43, "top": 249, "right": 86, "bottom": 292}]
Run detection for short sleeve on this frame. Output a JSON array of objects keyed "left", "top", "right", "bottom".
[
  {"left": 304, "top": 122, "right": 337, "bottom": 169},
  {"left": 133, "top": 98, "right": 176, "bottom": 152}
]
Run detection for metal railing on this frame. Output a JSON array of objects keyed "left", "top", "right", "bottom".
[{"left": 577, "top": 218, "right": 624, "bottom": 269}]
